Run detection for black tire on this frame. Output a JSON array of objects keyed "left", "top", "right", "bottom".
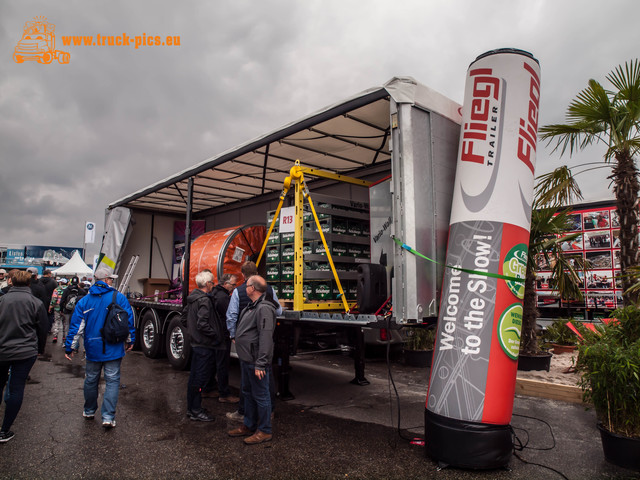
[
  {"left": 140, "top": 310, "right": 164, "bottom": 358},
  {"left": 165, "top": 316, "right": 191, "bottom": 370}
]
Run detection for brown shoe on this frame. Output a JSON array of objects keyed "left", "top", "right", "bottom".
[
  {"left": 228, "top": 425, "right": 254, "bottom": 437},
  {"left": 244, "top": 430, "right": 272, "bottom": 445},
  {"left": 218, "top": 395, "right": 240, "bottom": 404},
  {"left": 201, "top": 391, "right": 220, "bottom": 398}
]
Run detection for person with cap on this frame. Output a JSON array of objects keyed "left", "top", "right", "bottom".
[
  {"left": 64, "top": 268, "right": 134, "bottom": 428},
  {"left": 0, "top": 269, "right": 8, "bottom": 290},
  {"left": 50, "top": 278, "right": 68, "bottom": 344},
  {"left": 0, "top": 270, "right": 49, "bottom": 443}
]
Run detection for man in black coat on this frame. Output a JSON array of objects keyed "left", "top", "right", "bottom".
[
  {"left": 185, "top": 270, "right": 220, "bottom": 422},
  {"left": 202, "top": 273, "right": 239, "bottom": 403}
]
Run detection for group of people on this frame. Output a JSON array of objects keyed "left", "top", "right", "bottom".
[
  {"left": 186, "top": 261, "right": 281, "bottom": 445},
  {"left": 1, "top": 259, "right": 281, "bottom": 446},
  {"left": 0, "top": 267, "right": 134, "bottom": 443}
]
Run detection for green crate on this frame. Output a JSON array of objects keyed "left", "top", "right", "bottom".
[
  {"left": 313, "top": 240, "right": 348, "bottom": 257},
  {"left": 281, "top": 245, "right": 295, "bottom": 262},
  {"left": 347, "top": 220, "right": 364, "bottom": 236},
  {"left": 266, "top": 264, "right": 280, "bottom": 281},
  {"left": 360, "top": 245, "right": 371, "bottom": 259},
  {"left": 312, "top": 281, "right": 334, "bottom": 300},
  {"left": 267, "top": 230, "right": 280, "bottom": 245},
  {"left": 303, "top": 241, "right": 313, "bottom": 256},
  {"left": 266, "top": 210, "right": 280, "bottom": 227},
  {"left": 266, "top": 245, "right": 280, "bottom": 263},
  {"left": 347, "top": 244, "right": 363, "bottom": 257},
  {"left": 281, "top": 263, "right": 294, "bottom": 281},
  {"left": 281, "top": 283, "right": 294, "bottom": 300},
  {"left": 280, "top": 232, "right": 295, "bottom": 244},
  {"left": 308, "top": 217, "right": 348, "bottom": 235},
  {"left": 303, "top": 283, "right": 313, "bottom": 300},
  {"left": 271, "top": 282, "right": 280, "bottom": 297}
]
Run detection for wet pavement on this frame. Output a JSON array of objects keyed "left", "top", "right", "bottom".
[{"left": 0, "top": 342, "right": 637, "bottom": 479}]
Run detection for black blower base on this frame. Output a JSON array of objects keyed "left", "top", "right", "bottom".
[{"left": 425, "top": 409, "right": 512, "bottom": 469}]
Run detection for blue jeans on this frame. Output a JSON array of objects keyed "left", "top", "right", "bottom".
[
  {"left": 0, "top": 356, "right": 37, "bottom": 432},
  {"left": 84, "top": 358, "right": 122, "bottom": 422},
  {"left": 187, "top": 347, "right": 215, "bottom": 413},
  {"left": 240, "top": 361, "right": 271, "bottom": 434}
]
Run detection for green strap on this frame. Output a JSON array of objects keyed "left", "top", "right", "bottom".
[{"left": 392, "top": 236, "right": 524, "bottom": 283}]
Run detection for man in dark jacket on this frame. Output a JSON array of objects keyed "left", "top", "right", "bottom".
[
  {"left": 64, "top": 269, "right": 135, "bottom": 428},
  {"left": 26, "top": 267, "right": 48, "bottom": 312},
  {"left": 227, "top": 275, "right": 277, "bottom": 445},
  {"left": 0, "top": 270, "right": 49, "bottom": 443},
  {"left": 202, "top": 273, "right": 239, "bottom": 403},
  {"left": 185, "top": 270, "right": 221, "bottom": 422}
]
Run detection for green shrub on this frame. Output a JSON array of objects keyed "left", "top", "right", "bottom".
[
  {"left": 404, "top": 326, "right": 436, "bottom": 351},
  {"left": 576, "top": 306, "right": 640, "bottom": 438},
  {"left": 542, "top": 318, "right": 577, "bottom": 346}
]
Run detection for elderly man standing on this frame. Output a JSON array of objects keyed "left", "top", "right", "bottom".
[
  {"left": 185, "top": 270, "right": 223, "bottom": 422},
  {"left": 228, "top": 275, "right": 278, "bottom": 445}
]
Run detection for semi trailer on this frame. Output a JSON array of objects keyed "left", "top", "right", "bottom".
[{"left": 100, "top": 75, "right": 463, "bottom": 391}]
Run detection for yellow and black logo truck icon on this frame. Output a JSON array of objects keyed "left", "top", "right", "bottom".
[{"left": 13, "top": 17, "right": 70, "bottom": 64}]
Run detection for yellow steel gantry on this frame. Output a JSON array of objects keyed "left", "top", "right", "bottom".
[{"left": 256, "top": 160, "right": 372, "bottom": 312}]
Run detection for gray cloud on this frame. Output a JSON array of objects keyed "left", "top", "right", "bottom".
[{"left": 0, "top": 0, "right": 637, "bottom": 258}]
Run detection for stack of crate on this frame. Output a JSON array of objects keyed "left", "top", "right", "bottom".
[{"left": 265, "top": 194, "right": 370, "bottom": 304}]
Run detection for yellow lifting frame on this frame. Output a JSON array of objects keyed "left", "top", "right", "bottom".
[{"left": 257, "top": 160, "right": 372, "bottom": 312}]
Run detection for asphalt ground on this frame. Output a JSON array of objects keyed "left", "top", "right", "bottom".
[{"left": 0, "top": 341, "right": 638, "bottom": 480}]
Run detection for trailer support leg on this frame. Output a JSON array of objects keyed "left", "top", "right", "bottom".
[
  {"left": 349, "top": 326, "right": 369, "bottom": 386},
  {"left": 274, "top": 322, "right": 294, "bottom": 400}
]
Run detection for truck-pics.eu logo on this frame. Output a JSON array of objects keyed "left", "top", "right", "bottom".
[{"left": 13, "top": 17, "right": 70, "bottom": 64}]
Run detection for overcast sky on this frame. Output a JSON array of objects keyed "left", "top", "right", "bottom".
[{"left": 1, "top": 0, "right": 638, "bottom": 259}]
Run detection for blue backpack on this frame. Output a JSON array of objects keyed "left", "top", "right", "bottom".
[{"left": 101, "top": 291, "right": 130, "bottom": 353}]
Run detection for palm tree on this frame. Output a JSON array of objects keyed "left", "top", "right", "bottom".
[
  {"left": 539, "top": 60, "right": 640, "bottom": 305},
  {"left": 520, "top": 167, "right": 584, "bottom": 355}
]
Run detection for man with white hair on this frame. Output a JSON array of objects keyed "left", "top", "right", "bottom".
[
  {"left": 185, "top": 270, "right": 223, "bottom": 422},
  {"left": 0, "top": 269, "right": 8, "bottom": 290}
]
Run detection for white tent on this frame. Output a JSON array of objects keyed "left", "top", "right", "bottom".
[{"left": 51, "top": 250, "right": 94, "bottom": 277}]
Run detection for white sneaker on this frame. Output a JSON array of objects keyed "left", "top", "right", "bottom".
[
  {"left": 102, "top": 419, "right": 116, "bottom": 428},
  {"left": 83, "top": 411, "right": 95, "bottom": 419}
]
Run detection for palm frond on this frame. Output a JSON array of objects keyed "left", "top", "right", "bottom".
[{"left": 534, "top": 166, "right": 583, "bottom": 208}]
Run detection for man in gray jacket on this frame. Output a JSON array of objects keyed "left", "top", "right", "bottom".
[
  {"left": 0, "top": 270, "right": 49, "bottom": 443},
  {"left": 227, "top": 275, "right": 277, "bottom": 445}
]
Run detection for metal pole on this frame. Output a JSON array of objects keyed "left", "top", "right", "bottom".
[{"left": 182, "top": 177, "right": 194, "bottom": 306}]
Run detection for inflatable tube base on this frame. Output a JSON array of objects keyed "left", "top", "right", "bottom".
[{"left": 425, "top": 409, "right": 512, "bottom": 469}]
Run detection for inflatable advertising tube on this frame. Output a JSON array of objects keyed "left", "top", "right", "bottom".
[{"left": 425, "top": 49, "right": 541, "bottom": 469}]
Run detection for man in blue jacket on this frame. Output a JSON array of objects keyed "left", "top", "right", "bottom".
[{"left": 64, "top": 269, "right": 135, "bottom": 428}]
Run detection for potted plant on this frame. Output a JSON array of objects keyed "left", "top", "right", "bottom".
[
  {"left": 403, "top": 326, "right": 436, "bottom": 368},
  {"left": 576, "top": 306, "right": 640, "bottom": 471},
  {"left": 542, "top": 318, "right": 578, "bottom": 354},
  {"left": 519, "top": 167, "right": 585, "bottom": 371}
]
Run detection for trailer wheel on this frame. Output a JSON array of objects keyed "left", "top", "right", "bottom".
[
  {"left": 57, "top": 52, "right": 70, "bottom": 64},
  {"left": 140, "top": 311, "right": 164, "bottom": 358},
  {"left": 166, "top": 316, "right": 191, "bottom": 370}
]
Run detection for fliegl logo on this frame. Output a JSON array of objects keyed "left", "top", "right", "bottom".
[
  {"left": 13, "top": 17, "right": 70, "bottom": 65},
  {"left": 460, "top": 68, "right": 503, "bottom": 212},
  {"left": 460, "top": 68, "right": 501, "bottom": 167}
]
